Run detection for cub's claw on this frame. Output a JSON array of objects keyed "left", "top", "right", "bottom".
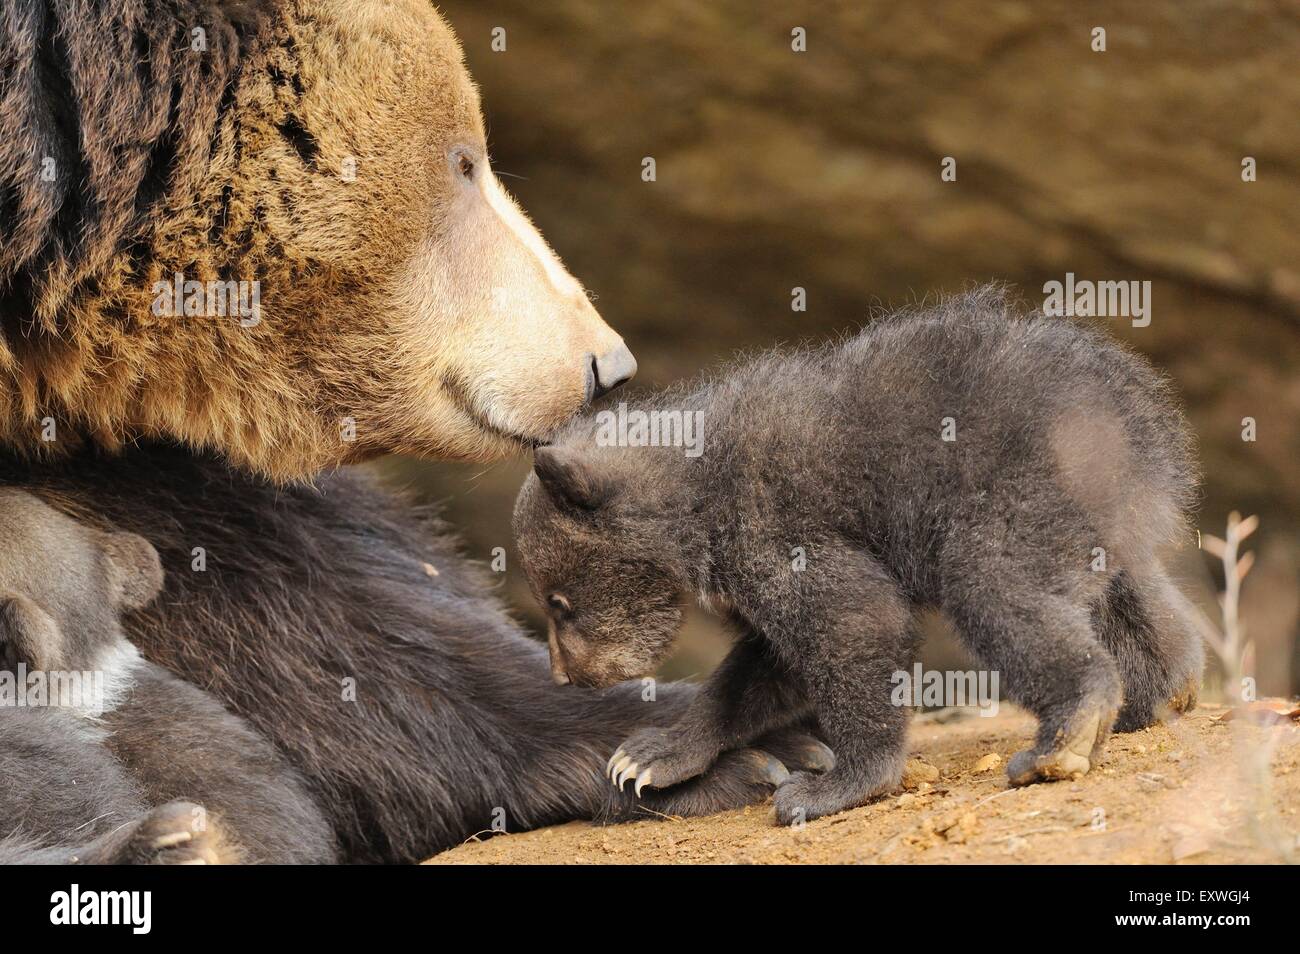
[
  {"left": 608, "top": 727, "right": 719, "bottom": 792},
  {"left": 606, "top": 747, "right": 626, "bottom": 778},
  {"left": 634, "top": 769, "right": 654, "bottom": 797},
  {"left": 609, "top": 753, "right": 633, "bottom": 783}
]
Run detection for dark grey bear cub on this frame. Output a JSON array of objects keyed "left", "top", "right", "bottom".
[
  {"left": 0, "top": 490, "right": 335, "bottom": 863},
  {"left": 513, "top": 289, "right": 1203, "bottom": 824}
]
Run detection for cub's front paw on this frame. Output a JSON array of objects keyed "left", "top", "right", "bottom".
[
  {"left": 607, "top": 727, "right": 720, "bottom": 795},
  {"left": 626, "top": 748, "right": 789, "bottom": 820}
]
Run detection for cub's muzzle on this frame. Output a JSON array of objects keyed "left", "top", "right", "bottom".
[{"left": 547, "top": 625, "right": 572, "bottom": 686}]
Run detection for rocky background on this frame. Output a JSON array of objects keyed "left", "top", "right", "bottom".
[{"left": 384, "top": 0, "right": 1300, "bottom": 693}]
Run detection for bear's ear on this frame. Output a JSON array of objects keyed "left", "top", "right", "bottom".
[
  {"left": 0, "top": 593, "right": 63, "bottom": 672},
  {"left": 102, "top": 532, "right": 164, "bottom": 610},
  {"left": 533, "top": 446, "right": 615, "bottom": 511}
]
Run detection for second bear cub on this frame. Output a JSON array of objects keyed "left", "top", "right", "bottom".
[
  {"left": 0, "top": 489, "right": 336, "bottom": 863},
  {"left": 513, "top": 290, "right": 1203, "bottom": 824}
]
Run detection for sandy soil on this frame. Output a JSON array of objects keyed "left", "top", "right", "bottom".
[{"left": 426, "top": 704, "right": 1300, "bottom": 865}]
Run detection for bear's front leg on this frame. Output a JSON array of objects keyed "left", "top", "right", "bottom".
[
  {"left": 756, "top": 546, "right": 917, "bottom": 825},
  {"left": 608, "top": 627, "right": 813, "bottom": 795}
]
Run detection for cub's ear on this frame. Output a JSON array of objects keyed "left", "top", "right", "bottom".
[
  {"left": 0, "top": 594, "right": 62, "bottom": 671},
  {"left": 533, "top": 446, "right": 615, "bottom": 511},
  {"left": 102, "top": 532, "right": 164, "bottom": 610}
]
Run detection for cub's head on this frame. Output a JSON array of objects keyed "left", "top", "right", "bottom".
[
  {"left": 513, "top": 445, "right": 684, "bottom": 688},
  {"left": 0, "top": 0, "right": 633, "bottom": 479},
  {"left": 0, "top": 490, "right": 162, "bottom": 678}
]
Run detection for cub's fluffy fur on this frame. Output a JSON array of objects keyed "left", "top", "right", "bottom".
[
  {"left": 514, "top": 288, "right": 1203, "bottom": 823},
  {"left": 0, "top": 489, "right": 335, "bottom": 863}
]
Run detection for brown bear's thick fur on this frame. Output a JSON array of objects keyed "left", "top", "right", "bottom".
[{"left": 0, "top": 0, "right": 831, "bottom": 862}]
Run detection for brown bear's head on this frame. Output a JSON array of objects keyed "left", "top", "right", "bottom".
[{"left": 0, "top": 0, "right": 634, "bottom": 480}]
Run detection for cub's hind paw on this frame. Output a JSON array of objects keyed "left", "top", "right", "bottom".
[
  {"left": 1165, "top": 680, "right": 1199, "bottom": 718},
  {"left": 1115, "top": 679, "right": 1199, "bottom": 733},
  {"left": 1118, "top": 675, "right": 1196, "bottom": 738},
  {"left": 607, "top": 726, "right": 720, "bottom": 795},
  {"left": 1007, "top": 708, "right": 1112, "bottom": 786}
]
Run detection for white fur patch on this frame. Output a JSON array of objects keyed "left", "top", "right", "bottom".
[
  {"left": 86, "top": 640, "right": 143, "bottom": 717},
  {"left": 5, "top": 642, "right": 142, "bottom": 744},
  {"left": 482, "top": 172, "right": 582, "bottom": 298}
]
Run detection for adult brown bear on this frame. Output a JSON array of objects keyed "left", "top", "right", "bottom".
[{"left": 0, "top": 0, "right": 827, "bottom": 862}]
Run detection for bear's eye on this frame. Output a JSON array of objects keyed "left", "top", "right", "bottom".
[
  {"left": 457, "top": 154, "right": 475, "bottom": 179},
  {"left": 547, "top": 593, "right": 572, "bottom": 615}
]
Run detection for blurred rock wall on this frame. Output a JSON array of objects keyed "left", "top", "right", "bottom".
[{"left": 392, "top": 0, "right": 1300, "bottom": 691}]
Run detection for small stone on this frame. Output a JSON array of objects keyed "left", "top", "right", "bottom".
[
  {"left": 896, "top": 793, "right": 918, "bottom": 809},
  {"left": 901, "top": 757, "right": 941, "bottom": 789},
  {"left": 972, "top": 753, "right": 1001, "bottom": 773}
]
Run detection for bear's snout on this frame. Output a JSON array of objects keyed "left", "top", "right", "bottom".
[{"left": 588, "top": 344, "right": 638, "bottom": 402}]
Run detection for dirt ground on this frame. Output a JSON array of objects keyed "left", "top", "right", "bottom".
[{"left": 426, "top": 704, "right": 1300, "bottom": 865}]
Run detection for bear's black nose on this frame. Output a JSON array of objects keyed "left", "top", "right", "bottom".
[{"left": 589, "top": 345, "right": 637, "bottom": 401}]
